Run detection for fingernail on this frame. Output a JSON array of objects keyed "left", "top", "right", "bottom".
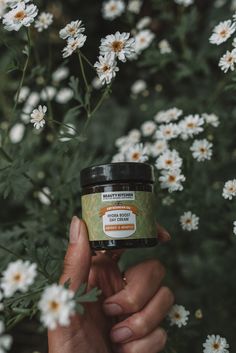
[
  {"left": 69, "top": 216, "right": 81, "bottom": 244},
  {"left": 103, "top": 303, "right": 123, "bottom": 315},
  {"left": 111, "top": 327, "right": 133, "bottom": 343}
]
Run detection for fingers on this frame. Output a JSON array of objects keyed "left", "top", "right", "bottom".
[
  {"left": 110, "top": 286, "right": 174, "bottom": 343},
  {"left": 114, "top": 327, "right": 167, "bottom": 353},
  {"left": 59, "top": 216, "right": 91, "bottom": 292},
  {"left": 103, "top": 260, "right": 166, "bottom": 315},
  {"left": 157, "top": 224, "right": 171, "bottom": 242}
]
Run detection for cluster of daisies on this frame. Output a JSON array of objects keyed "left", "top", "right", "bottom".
[
  {"left": 222, "top": 179, "right": 236, "bottom": 235},
  {"left": 0, "top": 260, "right": 76, "bottom": 331},
  {"left": 113, "top": 108, "right": 218, "bottom": 195},
  {"left": 209, "top": 16, "right": 236, "bottom": 73},
  {"left": 1, "top": 0, "right": 53, "bottom": 33},
  {"left": 168, "top": 304, "right": 229, "bottom": 353}
]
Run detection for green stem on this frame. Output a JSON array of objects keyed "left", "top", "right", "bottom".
[
  {"left": 48, "top": 119, "right": 80, "bottom": 135},
  {"left": 78, "top": 50, "right": 90, "bottom": 91},
  {"left": 13, "top": 28, "right": 31, "bottom": 111},
  {"left": 80, "top": 52, "right": 95, "bottom": 70},
  {"left": 90, "top": 85, "right": 111, "bottom": 117},
  {"left": 0, "top": 243, "right": 24, "bottom": 261}
]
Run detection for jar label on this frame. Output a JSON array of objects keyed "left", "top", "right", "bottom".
[{"left": 82, "top": 191, "right": 156, "bottom": 241}]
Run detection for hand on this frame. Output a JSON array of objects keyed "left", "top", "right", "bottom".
[{"left": 48, "top": 216, "right": 174, "bottom": 353}]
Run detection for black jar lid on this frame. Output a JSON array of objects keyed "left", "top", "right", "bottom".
[{"left": 80, "top": 162, "right": 155, "bottom": 187}]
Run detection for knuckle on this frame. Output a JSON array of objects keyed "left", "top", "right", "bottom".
[
  {"left": 132, "top": 313, "right": 149, "bottom": 336},
  {"left": 160, "top": 286, "right": 175, "bottom": 306},
  {"left": 157, "top": 328, "right": 167, "bottom": 349},
  {"left": 125, "top": 291, "right": 142, "bottom": 312},
  {"left": 147, "top": 260, "right": 166, "bottom": 279}
]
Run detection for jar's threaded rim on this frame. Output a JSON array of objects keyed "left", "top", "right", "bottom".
[{"left": 80, "top": 162, "right": 155, "bottom": 187}]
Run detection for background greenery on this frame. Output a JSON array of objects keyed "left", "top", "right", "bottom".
[{"left": 0, "top": 0, "right": 236, "bottom": 352}]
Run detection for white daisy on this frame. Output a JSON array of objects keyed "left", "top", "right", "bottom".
[
  {"left": 219, "top": 49, "right": 236, "bottom": 73},
  {"left": 155, "top": 123, "right": 180, "bottom": 140},
  {"left": 40, "top": 86, "right": 56, "bottom": 101},
  {"left": 202, "top": 113, "right": 220, "bottom": 127},
  {"left": 35, "top": 12, "right": 53, "bottom": 32},
  {"left": 56, "top": 88, "right": 74, "bottom": 104},
  {"left": 127, "top": 129, "right": 141, "bottom": 143},
  {"left": 180, "top": 211, "right": 199, "bottom": 231},
  {"left": 150, "top": 139, "right": 168, "bottom": 157},
  {"left": 0, "top": 0, "right": 7, "bottom": 19},
  {"left": 209, "top": 20, "right": 236, "bottom": 45},
  {"left": 115, "top": 136, "right": 128, "bottom": 148},
  {"left": 203, "top": 334, "right": 229, "bottom": 353},
  {"left": 174, "top": 0, "right": 194, "bottom": 6},
  {"left": 190, "top": 139, "right": 213, "bottom": 162},
  {"left": 9, "top": 123, "right": 25, "bottom": 144},
  {"left": 126, "top": 143, "right": 148, "bottom": 162},
  {"left": 30, "top": 105, "right": 47, "bottom": 130},
  {"left": 38, "top": 284, "right": 75, "bottom": 330},
  {"left": 158, "top": 39, "right": 172, "bottom": 54},
  {"left": 155, "top": 108, "right": 183, "bottom": 123},
  {"left": 102, "top": 0, "right": 125, "bottom": 20},
  {"left": 179, "top": 114, "right": 204, "bottom": 140},
  {"left": 59, "top": 20, "right": 85, "bottom": 40},
  {"left": 127, "top": 0, "right": 142, "bottom": 14},
  {"left": 233, "top": 221, "right": 236, "bottom": 235},
  {"left": 134, "top": 29, "right": 155, "bottom": 54},
  {"left": 159, "top": 169, "right": 186, "bottom": 192},
  {"left": 99, "top": 31, "right": 135, "bottom": 62},
  {"left": 3, "top": 2, "right": 38, "bottom": 31},
  {"left": 168, "top": 304, "right": 190, "bottom": 327},
  {"left": 1, "top": 260, "right": 37, "bottom": 297},
  {"left": 37, "top": 187, "right": 51, "bottom": 205},
  {"left": 222, "top": 179, "right": 236, "bottom": 200},
  {"left": 131, "top": 79, "right": 147, "bottom": 94},
  {"left": 94, "top": 54, "right": 119, "bottom": 85},
  {"left": 91, "top": 76, "right": 103, "bottom": 90},
  {"left": 52, "top": 67, "right": 69, "bottom": 83},
  {"left": 5, "top": 0, "right": 30, "bottom": 8},
  {"left": 156, "top": 149, "right": 183, "bottom": 170},
  {"left": 62, "top": 35, "right": 87, "bottom": 58},
  {"left": 136, "top": 16, "right": 151, "bottom": 30},
  {"left": 141, "top": 120, "right": 156, "bottom": 136},
  {"left": 112, "top": 152, "right": 126, "bottom": 162}
]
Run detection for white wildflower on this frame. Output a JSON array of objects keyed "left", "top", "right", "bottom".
[
  {"left": 136, "top": 16, "right": 151, "bottom": 30},
  {"left": 102, "top": 0, "right": 125, "bottom": 20},
  {"left": 156, "top": 149, "right": 182, "bottom": 170},
  {"left": 209, "top": 20, "right": 236, "bottom": 45},
  {"left": 94, "top": 54, "right": 119, "bottom": 85},
  {"left": 150, "top": 140, "right": 168, "bottom": 157},
  {"left": 37, "top": 187, "right": 51, "bottom": 205},
  {"left": 58, "top": 123, "right": 76, "bottom": 142},
  {"left": 168, "top": 304, "right": 190, "bottom": 327},
  {"left": 38, "top": 284, "right": 75, "bottom": 330},
  {"left": 62, "top": 35, "right": 87, "bottom": 58},
  {"left": 56, "top": 88, "right": 74, "bottom": 104},
  {"left": 190, "top": 139, "right": 213, "bottom": 162},
  {"left": 159, "top": 169, "right": 185, "bottom": 192},
  {"left": 99, "top": 31, "right": 135, "bottom": 62},
  {"left": 35, "top": 12, "right": 53, "bottom": 32},
  {"left": 141, "top": 120, "right": 156, "bottom": 136},
  {"left": 15, "top": 86, "right": 29, "bottom": 103},
  {"left": 233, "top": 221, "right": 236, "bottom": 235},
  {"left": 127, "top": 129, "right": 141, "bottom": 143},
  {"left": 1, "top": 260, "right": 37, "bottom": 297},
  {"left": 40, "top": 86, "right": 56, "bottom": 101},
  {"left": 131, "top": 79, "right": 147, "bottom": 94},
  {"left": 127, "top": 0, "right": 142, "bottom": 14},
  {"left": 203, "top": 334, "right": 229, "bottom": 353},
  {"left": 126, "top": 143, "right": 148, "bottom": 162},
  {"left": 112, "top": 152, "right": 126, "bottom": 162},
  {"left": 9, "top": 123, "right": 25, "bottom": 144},
  {"left": 134, "top": 29, "right": 155, "bottom": 54},
  {"left": 219, "top": 49, "right": 236, "bottom": 73},
  {"left": 91, "top": 76, "right": 103, "bottom": 90},
  {"left": 179, "top": 114, "right": 204, "bottom": 140},
  {"left": 202, "top": 113, "right": 220, "bottom": 127},
  {"left": 180, "top": 211, "right": 199, "bottom": 231},
  {"left": 3, "top": 2, "right": 38, "bottom": 31},
  {"left": 222, "top": 179, "right": 236, "bottom": 200},
  {"left": 30, "top": 105, "right": 47, "bottom": 130},
  {"left": 59, "top": 20, "right": 85, "bottom": 40},
  {"left": 155, "top": 108, "right": 183, "bottom": 123},
  {"left": 162, "top": 195, "right": 175, "bottom": 206},
  {"left": 0, "top": 0, "right": 7, "bottom": 18},
  {"left": 0, "top": 333, "right": 12, "bottom": 353},
  {"left": 52, "top": 67, "right": 69, "bottom": 83},
  {"left": 155, "top": 123, "right": 180, "bottom": 140},
  {"left": 5, "top": 0, "right": 30, "bottom": 8},
  {"left": 174, "top": 0, "right": 194, "bottom": 6},
  {"left": 23, "top": 92, "right": 40, "bottom": 114},
  {"left": 159, "top": 39, "right": 172, "bottom": 54}
]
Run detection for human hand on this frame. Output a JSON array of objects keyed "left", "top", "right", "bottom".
[{"left": 48, "top": 216, "right": 174, "bottom": 353}]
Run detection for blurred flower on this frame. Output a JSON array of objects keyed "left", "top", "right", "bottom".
[
  {"left": 52, "top": 67, "right": 69, "bottom": 83},
  {"left": 128, "top": 129, "right": 141, "bottom": 143},
  {"left": 94, "top": 54, "right": 119, "bottom": 85},
  {"left": 162, "top": 195, "right": 175, "bottom": 206},
  {"left": 35, "top": 12, "right": 53, "bottom": 32},
  {"left": 156, "top": 149, "right": 182, "bottom": 170},
  {"left": 179, "top": 114, "right": 204, "bottom": 140},
  {"left": 59, "top": 20, "right": 85, "bottom": 40},
  {"left": 155, "top": 123, "right": 180, "bottom": 140},
  {"left": 1, "top": 260, "right": 37, "bottom": 297},
  {"left": 30, "top": 105, "right": 47, "bottom": 130},
  {"left": 37, "top": 187, "right": 51, "bottom": 205},
  {"left": 233, "top": 221, "right": 236, "bottom": 235},
  {"left": 131, "top": 79, "right": 147, "bottom": 94},
  {"left": 158, "top": 39, "right": 172, "bottom": 54},
  {"left": 154, "top": 108, "right": 183, "bottom": 123},
  {"left": 222, "top": 179, "right": 236, "bottom": 200},
  {"left": 190, "top": 139, "right": 213, "bottom": 162},
  {"left": 62, "top": 35, "right": 87, "bottom": 58},
  {"left": 126, "top": 143, "right": 148, "bottom": 162},
  {"left": 3, "top": 2, "right": 38, "bottom": 31},
  {"left": 136, "top": 16, "right": 151, "bottom": 30},
  {"left": 168, "top": 304, "right": 190, "bottom": 327},
  {"left": 0, "top": 0, "right": 7, "bottom": 18},
  {"left": 15, "top": 85, "right": 29, "bottom": 103},
  {"left": 5, "top": 0, "right": 30, "bottom": 8},
  {"left": 134, "top": 29, "right": 155, "bottom": 54},
  {"left": 9, "top": 123, "right": 25, "bottom": 143},
  {"left": 203, "top": 113, "right": 220, "bottom": 127},
  {"left": 175, "top": 0, "right": 194, "bottom": 6},
  {"left": 141, "top": 120, "right": 156, "bottom": 136},
  {"left": 159, "top": 168, "right": 185, "bottom": 192},
  {"left": 180, "top": 211, "right": 199, "bottom": 231},
  {"left": 99, "top": 32, "right": 135, "bottom": 62},
  {"left": 56, "top": 88, "right": 74, "bottom": 104},
  {"left": 150, "top": 140, "right": 168, "bottom": 157},
  {"left": 195, "top": 309, "right": 203, "bottom": 319},
  {"left": 38, "top": 284, "right": 75, "bottom": 330},
  {"left": 0, "top": 331, "right": 12, "bottom": 353},
  {"left": 91, "top": 76, "right": 103, "bottom": 89},
  {"left": 102, "top": 0, "right": 125, "bottom": 20},
  {"left": 112, "top": 152, "right": 125, "bottom": 162},
  {"left": 58, "top": 123, "right": 76, "bottom": 142},
  {"left": 41, "top": 86, "right": 56, "bottom": 101},
  {"left": 203, "top": 335, "right": 229, "bottom": 353},
  {"left": 209, "top": 20, "right": 236, "bottom": 45},
  {"left": 127, "top": 0, "right": 142, "bottom": 14},
  {"left": 219, "top": 49, "right": 236, "bottom": 73}
]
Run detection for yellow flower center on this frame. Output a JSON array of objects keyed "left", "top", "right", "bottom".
[
  {"left": 168, "top": 175, "right": 176, "bottom": 183},
  {"left": 132, "top": 152, "right": 140, "bottom": 161},
  {"left": 14, "top": 11, "right": 26, "bottom": 21},
  {"left": 174, "top": 312, "right": 181, "bottom": 319},
  {"left": 49, "top": 300, "right": 60, "bottom": 311},
  {"left": 111, "top": 40, "right": 124, "bottom": 52},
  {"left": 13, "top": 272, "right": 22, "bottom": 282},
  {"left": 220, "top": 29, "right": 227, "bottom": 38},
  {"left": 102, "top": 65, "right": 110, "bottom": 72},
  {"left": 213, "top": 343, "right": 220, "bottom": 349}
]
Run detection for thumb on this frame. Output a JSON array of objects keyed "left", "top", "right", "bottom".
[{"left": 59, "top": 216, "right": 91, "bottom": 292}]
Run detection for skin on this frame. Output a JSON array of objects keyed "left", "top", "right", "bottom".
[{"left": 48, "top": 216, "right": 174, "bottom": 353}]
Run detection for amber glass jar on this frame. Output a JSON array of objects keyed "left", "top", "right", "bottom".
[{"left": 80, "top": 162, "right": 157, "bottom": 250}]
